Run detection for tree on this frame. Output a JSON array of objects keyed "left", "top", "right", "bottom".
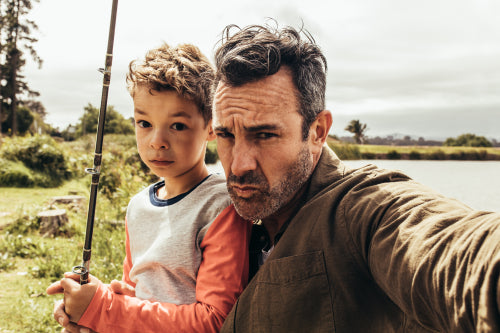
[
  {"left": 443, "top": 133, "right": 492, "bottom": 147},
  {"left": 74, "top": 103, "right": 134, "bottom": 138},
  {"left": 0, "top": 0, "right": 42, "bottom": 136},
  {"left": 345, "top": 119, "right": 368, "bottom": 144}
]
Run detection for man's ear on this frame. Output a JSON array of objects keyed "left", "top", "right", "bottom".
[
  {"left": 206, "top": 120, "right": 217, "bottom": 141},
  {"left": 309, "top": 110, "right": 332, "bottom": 153}
]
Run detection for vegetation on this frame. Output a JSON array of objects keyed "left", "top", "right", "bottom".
[
  {"left": 60, "top": 103, "right": 134, "bottom": 141},
  {"left": 344, "top": 119, "right": 368, "bottom": 144},
  {"left": 327, "top": 139, "right": 500, "bottom": 161},
  {"left": 444, "top": 133, "right": 492, "bottom": 148},
  {"left": 0, "top": 0, "right": 43, "bottom": 136}
]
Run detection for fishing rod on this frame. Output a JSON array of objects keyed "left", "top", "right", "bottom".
[{"left": 72, "top": 0, "right": 119, "bottom": 285}]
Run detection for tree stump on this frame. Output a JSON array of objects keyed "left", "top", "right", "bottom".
[
  {"left": 38, "top": 209, "right": 68, "bottom": 237},
  {"left": 49, "top": 195, "right": 86, "bottom": 212}
]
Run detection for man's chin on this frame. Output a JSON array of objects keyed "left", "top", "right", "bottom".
[{"left": 231, "top": 199, "right": 262, "bottom": 221}]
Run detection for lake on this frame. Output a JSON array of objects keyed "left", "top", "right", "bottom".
[{"left": 208, "top": 160, "right": 500, "bottom": 213}]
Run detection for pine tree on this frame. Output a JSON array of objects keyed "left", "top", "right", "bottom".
[{"left": 0, "top": 0, "right": 42, "bottom": 136}]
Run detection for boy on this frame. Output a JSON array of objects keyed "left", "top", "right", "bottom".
[{"left": 47, "top": 43, "right": 251, "bottom": 332}]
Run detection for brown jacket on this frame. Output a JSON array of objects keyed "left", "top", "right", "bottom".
[{"left": 221, "top": 146, "right": 500, "bottom": 332}]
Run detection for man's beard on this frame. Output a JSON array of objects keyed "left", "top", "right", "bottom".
[{"left": 227, "top": 144, "right": 314, "bottom": 221}]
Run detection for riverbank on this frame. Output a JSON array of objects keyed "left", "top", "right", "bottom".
[{"left": 328, "top": 141, "right": 500, "bottom": 161}]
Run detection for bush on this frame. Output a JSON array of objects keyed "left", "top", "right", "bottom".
[
  {"left": 0, "top": 159, "right": 35, "bottom": 187},
  {"left": 205, "top": 145, "right": 219, "bottom": 164},
  {"left": 1, "top": 136, "right": 72, "bottom": 187},
  {"left": 409, "top": 151, "right": 421, "bottom": 160},
  {"left": 386, "top": 150, "right": 401, "bottom": 160},
  {"left": 427, "top": 150, "right": 447, "bottom": 160}
]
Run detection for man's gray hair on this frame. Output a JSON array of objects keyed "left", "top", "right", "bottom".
[{"left": 213, "top": 23, "right": 328, "bottom": 139}]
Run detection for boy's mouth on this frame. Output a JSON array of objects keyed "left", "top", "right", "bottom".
[{"left": 150, "top": 159, "right": 173, "bottom": 167}]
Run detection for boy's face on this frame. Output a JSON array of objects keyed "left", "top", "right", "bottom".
[{"left": 133, "top": 86, "right": 214, "bottom": 182}]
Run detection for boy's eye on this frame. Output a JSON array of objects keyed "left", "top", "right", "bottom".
[
  {"left": 137, "top": 120, "right": 151, "bottom": 128},
  {"left": 172, "top": 123, "right": 187, "bottom": 131}
]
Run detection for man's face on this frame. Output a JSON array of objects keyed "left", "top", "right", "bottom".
[{"left": 213, "top": 68, "right": 315, "bottom": 221}]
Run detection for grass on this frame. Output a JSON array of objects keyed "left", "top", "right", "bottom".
[
  {"left": 0, "top": 178, "right": 126, "bottom": 332},
  {"left": 327, "top": 139, "right": 500, "bottom": 160}
]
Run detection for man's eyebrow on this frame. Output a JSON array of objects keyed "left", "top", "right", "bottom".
[
  {"left": 214, "top": 124, "right": 279, "bottom": 132},
  {"left": 244, "top": 124, "right": 279, "bottom": 132}
]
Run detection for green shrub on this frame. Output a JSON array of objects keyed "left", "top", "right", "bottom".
[
  {"left": 386, "top": 150, "right": 401, "bottom": 160},
  {"left": 1, "top": 136, "right": 72, "bottom": 187},
  {"left": 0, "top": 159, "right": 35, "bottom": 187},
  {"left": 205, "top": 145, "right": 219, "bottom": 164},
  {"left": 361, "top": 152, "right": 376, "bottom": 159},
  {"left": 409, "top": 151, "right": 421, "bottom": 160},
  {"left": 427, "top": 150, "right": 447, "bottom": 160}
]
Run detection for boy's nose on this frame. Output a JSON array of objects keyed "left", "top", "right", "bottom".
[{"left": 150, "top": 129, "right": 169, "bottom": 150}]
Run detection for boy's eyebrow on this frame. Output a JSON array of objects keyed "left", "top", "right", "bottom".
[{"left": 134, "top": 109, "right": 192, "bottom": 118}]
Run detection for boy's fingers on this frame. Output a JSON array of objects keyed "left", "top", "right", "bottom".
[
  {"left": 53, "top": 300, "right": 70, "bottom": 326},
  {"left": 46, "top": 280, "right": 64, "bottom": 295},
  {"left": 61, "top": 277, "right": 81, "bottom": 294},
  {"left": 110, "top": 280, "right": 136, "bottom": 297},
  {"left": 64, "top": 271, "right": 83, "bottom": 281}
]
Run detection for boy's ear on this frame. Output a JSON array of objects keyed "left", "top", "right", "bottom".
[{"left": 206, "top": 120, "right": 216, "bottom": 141}]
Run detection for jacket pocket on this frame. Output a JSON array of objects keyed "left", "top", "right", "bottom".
[{"left": 251, "top": 251, "right": 335, "bottom": 332}]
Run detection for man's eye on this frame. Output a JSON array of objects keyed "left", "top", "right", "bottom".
[
  {"left": 172, "top": 123, "right": 187, "bottom": 131},
  {"left": 257, "top": 132, "right": 277, "bottom": 139},
  {"left": 137, "top": 120, "right": 151, "bottom": 128},
  {"left": 216, "top": 131, "right": 234, "bottom": 139}
]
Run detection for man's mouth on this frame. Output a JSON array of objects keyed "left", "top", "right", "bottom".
[{"left": 229, "top": 184, "right": 261, "bottom": 199}]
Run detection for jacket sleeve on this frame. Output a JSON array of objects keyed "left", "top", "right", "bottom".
[
  {"left": 344, "top": 171, "right": 500, "bottom": 332},
  {"left": 78, "top": 205, "right": 251, "bottom": 333}
]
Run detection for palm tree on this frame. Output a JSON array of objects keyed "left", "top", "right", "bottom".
[{"left": 345, "top": 119, "right": 368, "bottom": 144}]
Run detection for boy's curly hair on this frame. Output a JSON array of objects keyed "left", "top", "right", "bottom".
[{"left": 127, "top": 43, "right": 215, "bottom": 125}]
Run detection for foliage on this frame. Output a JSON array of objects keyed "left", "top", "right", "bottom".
[
  {"left": 65, "top": 103, "right": 134, "bottom": 139},
  {"left": 0, "top": 135, "right": 71, "bottom": 187},
  {"left": 328, "top": 142, "right": 362, "bottom": 160},
  {"left": 444, "top": 133, "right": 492, "bottom": 148},
  {"left": 344, "top": 119, "right": 368, "bottom": 144},
  {"left": 0, "top": 0, "right": 43, "bottom": 136},
  {"left": 386, "top": 150, "right": 401, "bottom": 160},
  {"left": 205, "top": 140, "right": 219, "bottom": 164}
]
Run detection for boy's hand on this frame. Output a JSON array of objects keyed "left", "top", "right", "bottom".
[
  {"left": 110, "top": 279, "right": 136, "bottom": 297},
  {"left": 61, "top": 272, "right": 101, "bottom": 323},
  {"left": 53, "top": 300, "right": 95, "bottom": 333}
]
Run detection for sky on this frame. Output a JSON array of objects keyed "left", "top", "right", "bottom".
[{"left": 24, "top": 0, "right": 500, "bottom": 141}]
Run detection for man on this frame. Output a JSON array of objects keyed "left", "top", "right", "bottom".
[{"left": 212, "top": 23, "right": 500, "bottom": 332}]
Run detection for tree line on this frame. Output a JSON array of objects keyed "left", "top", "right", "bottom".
[{"left": 342, "top": 119, "right": 497, "bottom": 147}]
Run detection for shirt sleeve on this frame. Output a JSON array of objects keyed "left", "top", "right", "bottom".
[
  {"left": 78, "top": 205, "right": 251, "bottom": 333},
  {"left": 121, "top": 218, "right": 134, "bottom": 287}
]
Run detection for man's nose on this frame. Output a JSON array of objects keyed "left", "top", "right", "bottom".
[
  {"left": 231, "top": 140, "right": 257, "bottom": 177},
  {"left": 150, "top": 128, "right": 169, "bottom": 150}
]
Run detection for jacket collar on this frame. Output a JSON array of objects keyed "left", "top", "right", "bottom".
[{"left": 304, "top": 145, "right": 347, "bottom": 203}]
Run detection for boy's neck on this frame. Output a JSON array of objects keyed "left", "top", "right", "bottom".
[{"left": 157, "top": 163, "right": 210, "bottom": 200}]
